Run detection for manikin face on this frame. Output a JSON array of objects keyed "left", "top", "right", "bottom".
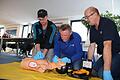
[
  {"left": 60, "top": 29, "right": 71, "bottom": 42},
  {"left": 38, "top": 16, "right": 48, "bottom": 26}
]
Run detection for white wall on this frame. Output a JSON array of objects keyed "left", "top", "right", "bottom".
[
  {"left": 0, "top": 0, "right": 119, "bottom": 38},
  {"left": 0, "top": 0, "right": 114, "bottom": 25},
  {"left": 113, "top": 0, "right": 120, "bottom": 15}
]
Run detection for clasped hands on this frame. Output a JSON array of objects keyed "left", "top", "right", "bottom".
[
  {"left": 33, "top": 51, "right": 71, "bottom": 64},
  {"left": 33, "top": 51, "right": 45, "bottom": 60},
  {"left": 52, "top": 55, "right": 71, "bottom": 63}
]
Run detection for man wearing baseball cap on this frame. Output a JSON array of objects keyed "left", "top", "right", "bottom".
[{"left": 32, "top": 9, "right": 57, "bottom": 62}]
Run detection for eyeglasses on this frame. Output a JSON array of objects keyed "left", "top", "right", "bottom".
[{"left": 82, "top": 12, "right": 96, "bottom": 20}]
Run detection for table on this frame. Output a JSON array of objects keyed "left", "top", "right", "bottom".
[{"left": 0, "top": 38, "right": 33, "bottom": 56}]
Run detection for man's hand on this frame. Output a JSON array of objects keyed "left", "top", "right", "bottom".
[
  {"left": 33, "top": 51, "right": 45, "bottom": 60},
  {"left": 61, "top": 57, "right": 71, "bottom": 63},
  {"left": 52, "top": 55, "right": 59, "bottom": 63},
  {"left": 103, "top": 70, "right": 113, "bottom": 80}
]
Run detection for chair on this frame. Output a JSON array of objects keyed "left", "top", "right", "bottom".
[
  {"left": 1, "top": 32, "right": 10, "bottom": 52},
  {"left": 19, "top": 33, "right": 34, "bottom": 57},
  {"left": 19, "top": 42, "right": 34, "bottom": 57},
  {"left": 7, "top": 43, "right": 17, "bottom": 53}
]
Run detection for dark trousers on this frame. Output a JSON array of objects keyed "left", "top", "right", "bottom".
[
  {"left": 61, "top": 54, "right": 82, "bottom": 70},
  {"left": 72, "top": 59, "right": 82, "bottom": 70},
  {"left": 92, "top": 52, "right": 120, "bottom": 80}
]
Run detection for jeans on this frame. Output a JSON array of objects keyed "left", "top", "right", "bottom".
[
  {"left": 36, "top": 49, "right": 54, "bottom": 62},
  {"left": 60, "top": 54, "right": 82, "bottom": 70},
  {"left": 72, "top": 59, "right": 82, "bottom": 70},
  {"left": 45, "top": 49, "right": 54, "bottom": 62},
  {"left": 92, "top": 52, "right": 120, "bottom": 80}
]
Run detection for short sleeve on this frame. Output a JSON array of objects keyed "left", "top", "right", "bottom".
[{"left": 102, "top": 20, "right": 115, "bottom": 41}]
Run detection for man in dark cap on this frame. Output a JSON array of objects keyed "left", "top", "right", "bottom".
[{"left": 32, "top": 9, "right": 57, "bottom": 62}]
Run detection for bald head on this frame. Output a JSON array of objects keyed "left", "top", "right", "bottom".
[
  {"left": 84, "top": 7, "right": 101, "bottom": 26},
  {"left": 84, "top": 6, "right": 100, "bottom": 15}
]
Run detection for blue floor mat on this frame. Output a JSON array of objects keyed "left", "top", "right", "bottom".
[{"left": 0, "top": 52, "right": 22, "bottom": 64}]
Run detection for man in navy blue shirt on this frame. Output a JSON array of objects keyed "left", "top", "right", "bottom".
[
  {"left": 84, "top": 7, "right": 120, "bottom": 80},
  {"left": 32, "top": 9, "right": 57, "bottom": 62},
  {"left": 53, "top": 24, "right": 83, "bottom": 70}
]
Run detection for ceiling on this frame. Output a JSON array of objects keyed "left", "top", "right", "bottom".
[{"left": 0, "top": 0, "right": 119, "bottom": 25}]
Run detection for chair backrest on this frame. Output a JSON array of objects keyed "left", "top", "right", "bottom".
[{"left": 7, "top": 44, "right": 17, "bottom": 49}]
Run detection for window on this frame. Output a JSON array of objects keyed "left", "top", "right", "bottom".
[
  {"left": 0, "top": 25, "right": 5, "bottom": 37},
  {"left": 22, "top": 25, "right": 29, "bottom": 38},
  {"left": 71, "top": 20, "right": 88, "bottom": 41},
  {"left": 6, "top": 29, "right": 17, "bottom": 36}
]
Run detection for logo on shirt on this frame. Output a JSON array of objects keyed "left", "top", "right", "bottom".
[
  {"left": 100, "top": 30, "right": 103, "bottom": 34},
  {"left": 69, "top": 44, "right": 74, "bottom": 47}
]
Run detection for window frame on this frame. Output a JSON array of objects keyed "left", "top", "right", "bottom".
[{"left": 22, "top": 25, "right": 29, "bottom": 38}]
